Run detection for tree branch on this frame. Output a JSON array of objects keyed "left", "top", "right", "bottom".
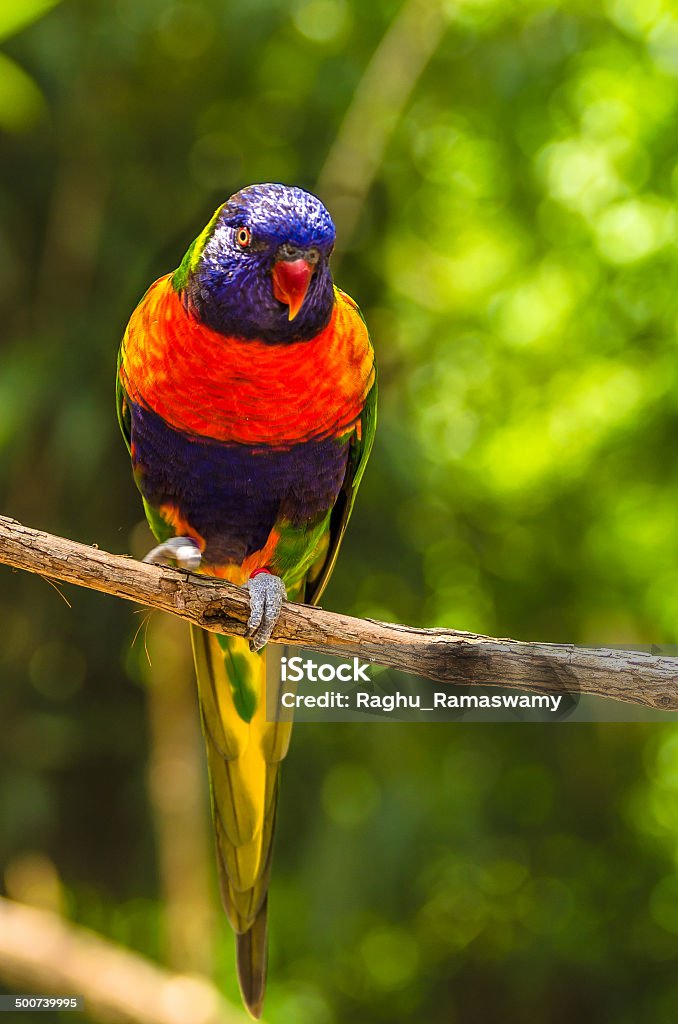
[
  {"left": 0, "top": 897, "right": 247, "bottom": 1024},
  {"left": 0, "top": 515, "right": 676, "bottom": 710}
]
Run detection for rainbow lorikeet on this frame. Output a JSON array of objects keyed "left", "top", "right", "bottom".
[{"left": 116, "top": 183, "right": 377, "bottom": 1017}]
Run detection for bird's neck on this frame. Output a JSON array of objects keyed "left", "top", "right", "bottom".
[{"left": 181, "top": 268, "right": 335, "bottom": 345}]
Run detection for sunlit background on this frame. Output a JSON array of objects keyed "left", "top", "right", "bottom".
[{"left": 4, "top": 0, "right": 678, "bottom": 1021}]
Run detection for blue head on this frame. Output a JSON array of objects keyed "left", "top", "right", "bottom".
[{"left": 174, "top": 183, "right": 337, "bottom": 344}]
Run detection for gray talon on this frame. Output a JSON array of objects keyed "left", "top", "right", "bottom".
[
  {"left": 246, "top": 573, "right": 286, "bottom": 651},
  {"left": 143, "top": 536, "right": 202, "bottom": 571}
]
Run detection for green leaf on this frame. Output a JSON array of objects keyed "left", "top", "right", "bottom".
[
  {"left": 0, "top": 0, "right": 61, "bottom": 43},
  {"left": 0, "top": 52, "right": 45, "bottom": 130}
]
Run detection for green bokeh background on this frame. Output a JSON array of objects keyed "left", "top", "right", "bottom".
[{"left": 3, "top": 0, "right": 678, "bottom": 1021}]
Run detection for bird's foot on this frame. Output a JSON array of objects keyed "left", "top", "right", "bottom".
[
  {"left": 143, "top": 536, "right": 202, "bottom": 571},
  {"left": 246, "top": 570, "right": 286, "bottom": 652}
]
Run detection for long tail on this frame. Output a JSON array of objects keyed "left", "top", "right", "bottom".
[{"left": 190, "top": 625, "right": 292, "bottom": 1018}]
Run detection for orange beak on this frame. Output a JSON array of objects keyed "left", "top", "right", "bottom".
[{"left": 272, "top": 258, "right": 313, "bottom": 321}]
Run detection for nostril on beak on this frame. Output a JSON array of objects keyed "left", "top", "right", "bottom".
[{"left": 278, "top": 244, "right": 320, "bottom": 265}]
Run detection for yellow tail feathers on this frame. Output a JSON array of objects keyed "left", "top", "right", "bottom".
[{"left": 190, "top": 625, "right": 292, "bottom": 1018}]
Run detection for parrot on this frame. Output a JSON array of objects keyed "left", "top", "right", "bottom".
[{"left": 116, "top": 183, "right": 377, "bottom": 1018}]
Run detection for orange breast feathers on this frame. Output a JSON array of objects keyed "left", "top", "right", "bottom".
[{"left": 119, "top": 275, "right": 375, "bottom": 445}]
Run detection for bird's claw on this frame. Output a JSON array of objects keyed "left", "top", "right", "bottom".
[
  {"left": 143, "top": 536, "right": 202, "bottom": 571},
  {"left": 246, "top": 572, "right": 286, "bottom": 651}
]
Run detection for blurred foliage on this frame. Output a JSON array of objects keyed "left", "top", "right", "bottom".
[
  {"left": 0, "top": 0, "right": 61, "bottom": 130},
  {"left": 3, "top": 0, "right": 678, "bottom": 1021}
]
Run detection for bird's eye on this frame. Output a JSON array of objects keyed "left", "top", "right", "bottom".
[{"left": 236, "top": 226, "right": 252, "bottom": 248}]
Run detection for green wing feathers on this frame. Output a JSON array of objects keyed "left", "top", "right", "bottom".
[
  {"left": 305, "top": 377, "right": 377, "bottom": 606},
  {"left": 190, "top": 626, "right": 292, "bottom": 1018}
]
